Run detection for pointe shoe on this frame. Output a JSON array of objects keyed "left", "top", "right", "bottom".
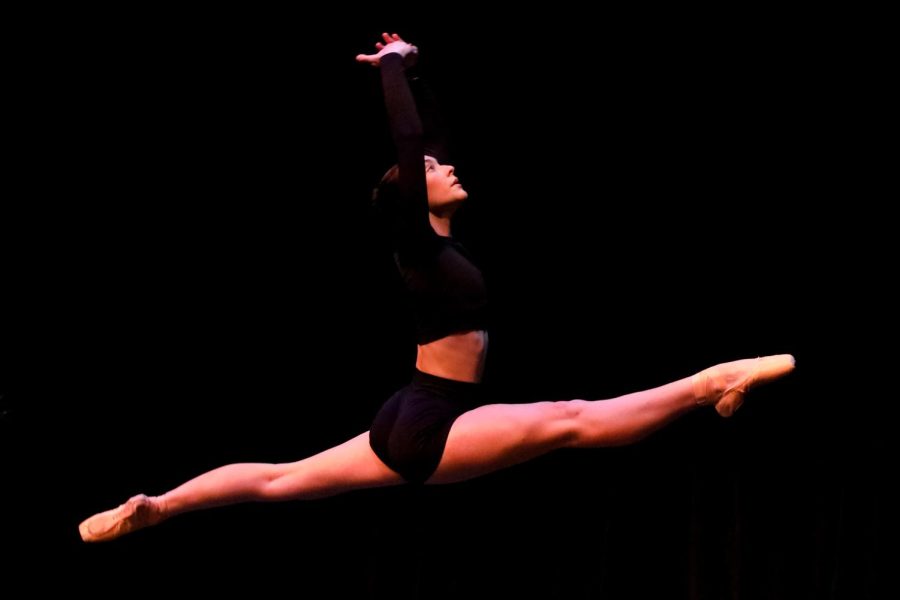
[
  {"left": 693, "top": 354, "right": 795, "bottom": 417},
  {"left": 79, "top": 494, "right": 164, "bottom": 543}
]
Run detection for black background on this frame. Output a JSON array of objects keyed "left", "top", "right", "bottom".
[{"left": 1, "top": 8, "right": 889, "bottom": 599}]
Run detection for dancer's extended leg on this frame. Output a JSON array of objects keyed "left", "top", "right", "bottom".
[
  {"left": 78, "top": 432, "right": 404, "bottom": 542},
  {"left": 428, "top": 355, "right": 795, "bottom": 484}
]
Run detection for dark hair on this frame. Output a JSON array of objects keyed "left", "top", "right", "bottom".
[
  {"left": 370, "top": 164, "right": 403, "bottom": 238},
  {"left": 371, "top": 164, "right": 401, "bottom": 209}
]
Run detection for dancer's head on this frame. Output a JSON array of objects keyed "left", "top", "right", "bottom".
[{"left": 373, "top": 156, "right": 467, "bottom": 217}]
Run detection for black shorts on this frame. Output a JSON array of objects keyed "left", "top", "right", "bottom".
[{"left": 369, "top": 369, "right": 484, "bottom": 484}]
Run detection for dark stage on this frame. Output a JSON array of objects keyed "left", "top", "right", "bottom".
[{"left": 2, "top": 12, "right": 886, "bottom": 599}]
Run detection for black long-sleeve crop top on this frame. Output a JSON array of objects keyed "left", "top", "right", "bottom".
[{"left": 378, "top": 53, "right": 488, "bottom": 344}]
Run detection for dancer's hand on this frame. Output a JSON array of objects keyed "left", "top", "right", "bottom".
[{"left": 356, "top": 32, "right": 418, "bottom": 68}]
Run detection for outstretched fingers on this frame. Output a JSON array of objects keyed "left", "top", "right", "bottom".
[
  {"left": 356, "top": 32, "right": 416, "bottom": 67},
  {"left": 375, "top": 33, "right": 403, "bottom": 50}
]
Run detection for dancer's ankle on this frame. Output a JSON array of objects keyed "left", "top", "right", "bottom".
[{"left": 692, "top": 365, "right": 723, "bottom": 406}]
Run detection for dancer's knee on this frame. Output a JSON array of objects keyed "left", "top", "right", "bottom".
[{"left": 521, "top": 399, "right": 587, "bottom": 449}]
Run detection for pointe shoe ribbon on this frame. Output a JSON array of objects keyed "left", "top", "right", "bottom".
[
  {"left": 693, "top": 354, "right": 795, "bottom": 417},
  {"left": 79, "top": 494, "right": 163, "bottom": 543}
]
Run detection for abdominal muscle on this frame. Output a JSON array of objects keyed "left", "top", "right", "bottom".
[{"left": 416, "top": 330, "right": 489, "bottom": 383}]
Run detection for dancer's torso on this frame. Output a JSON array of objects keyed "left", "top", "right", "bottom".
[
  {"left": 378, "top": 54, "right": 489, "bottom": 383},
  {"left": 417, "top": 329, "right": 488, "bottom": 383}
]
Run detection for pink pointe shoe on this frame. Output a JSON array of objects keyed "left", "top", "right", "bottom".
[
  {"left": 79, "top": 494, "right": 165, "bottom": 543},
  {"left": 692, "top": 354, "right": 796, "bottom": 417}
]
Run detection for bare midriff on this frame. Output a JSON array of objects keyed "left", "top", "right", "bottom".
[{"left": 416, "top": 330, "right": 488, "bottom": 383}]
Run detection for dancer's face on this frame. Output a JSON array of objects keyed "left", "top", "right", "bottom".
[{"left": 425, "top": 155, "right": 467, "bottom": 213}]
